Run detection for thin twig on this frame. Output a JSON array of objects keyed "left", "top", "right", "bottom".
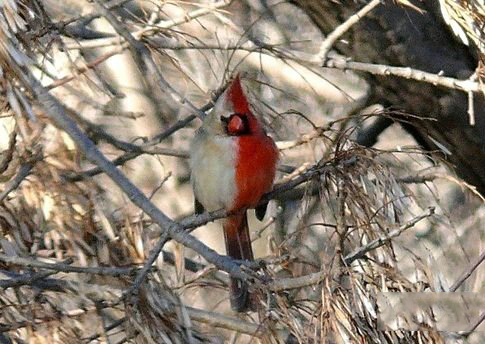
[
  {"left": 449, "top": 250, "right": 485, "bottom": 292},
  {"left": 334, "top": 180, "right": 347, "bottom": 284},
  {"left": 63, "top": 115, "right": 197, "bottom": 182},
  {"left": 85, "top": 317, "right": 127, "bottom": 343},
  {"left": 0, "top": 250, "right": 213, "bottom": 278},
  {"left": 317, "top": 0, "right": 382, "bottom": 61},
  {"left": 0, "top": 257, "right": 74, "bottom": 289},
  {"left": 16, "top": 69, "right": 248, "bottom": 289},
  {"left": 86, "top": 305, "right": 288, "bottom": 341},
  {"left": 46, "top": 47, "right": 124, "bottom": 90},
  {"left": 397, "top": 174, "right": 438, "bottom": 184},
  {"left": 0, "top": 269, "right": 69, "bottom": 292},
  {"left": 94, "top": 0, "right": 207, "bottom": 121},
  {"left": 462, "top": 311, "right": 485, "bottom": 336},
  {"left": 0, "top": 161, "right": 36, "bottom": 202},
  {"left": 0, "top": 305, "right": 100, "bottom": 333},
  {"left": 145, "top": 39, "right": 484, "bottom": 95},
  {"left": 57, "top": 0, "right": 133, "bottom": 27},
  {"left": 343, "top": 207, "right": 435, "bottom": 264},
  {"left": 63, "top": 81, "right": 223, "bottom": 182},
  {"left": 74, "top": 111, "right": 190, "bottom": 158},
  {"left": 0, "top": 269, "right": 56, "bottom": 289},
  {"left": 64, "top": 1, "right": 233, "bottom": 50},
  {"left": 468, "top": 91, "right": 475, "bottom": 125},
  {"left": 121, "top": 231, "right": 171, "bottom": 299},
  {"left": 467, "top": 72, "right": 478, "bottom": 125},
  {"left": 0, "top": 254, "right": 135, "bottom": 276},
  {"left": 267, "top": 207, "right": 435, "bottom": 291}
]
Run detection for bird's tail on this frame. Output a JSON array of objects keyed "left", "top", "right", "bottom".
[{"left": 223, "top": 212, "right": 254, "bottom": 312}]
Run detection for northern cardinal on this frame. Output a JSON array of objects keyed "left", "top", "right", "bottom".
[{"left": 190, "top": 74, "right": 279, "bottom": 312}]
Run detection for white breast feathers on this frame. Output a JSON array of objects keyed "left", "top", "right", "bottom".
[{"left": 190, "top": 129, "right": 238, "bottom": 212}]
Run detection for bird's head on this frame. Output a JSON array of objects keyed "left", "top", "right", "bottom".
[{"left": 203, "top": 74, "right": 264, "bottom": 137}]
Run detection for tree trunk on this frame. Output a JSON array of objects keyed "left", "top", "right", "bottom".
[{"left": 293, "top": 0, "right": 485, "bottom": 195}]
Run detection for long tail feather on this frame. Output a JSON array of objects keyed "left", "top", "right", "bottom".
[{"left": 223, "top": 212, "right": 253, "bottom": 312}]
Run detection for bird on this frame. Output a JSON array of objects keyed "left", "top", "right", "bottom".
[{"left": 190, "top": 74, "right": 279, "bottom": 312}]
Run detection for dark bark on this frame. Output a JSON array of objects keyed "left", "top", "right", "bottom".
[{"left": 293, "top": 0, "right": 485, "bottom": 195}]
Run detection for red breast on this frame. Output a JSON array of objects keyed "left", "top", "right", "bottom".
[
  {"left": 232, "top": 134, "right": 278, "bottom": 211},
  {"left": 226, "top": 75, "right": 279, "bottom": 211},
  {"left": 190, "top": 74, "right": 278, "bottom": 213}
]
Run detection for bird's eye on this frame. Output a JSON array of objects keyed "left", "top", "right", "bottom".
[{"left": 225, "top": 113, "right": 249, "bottom": 136}]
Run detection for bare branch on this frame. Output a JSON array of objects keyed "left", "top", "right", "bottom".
[
  {"left": 462, "top": 311, "right": 485, "bottom": 336},
  {"left": 186, "top": 306, "right": 260, "bottom": 336},
  {"left": 0, "top": 269, "right": 56, "bottom": 289},
  {"left": 317, "top": 0, "right": 382, "bottom": 61},
  {"left": 58, "top": 0, "right": 133, "bottom": 27},
  {"left": 267, "top": 207, "right": 435, "bottom": 291},
  {"left": 63, "top": 80, "right": 225, "bottom": 182},
  {"left": 143, "top": 37, "right": 484, "bottom": 96},
  {"left": 449, "top": 250, "right": 485, "bottom": 292},
  {"left": 0, "top": 161, "right": 36, "bottom": 202},
  {"left": 64, "top": 1, "right": 233, "bottom": 50},
  {"left": 63, "top": 115, "right": 197, "bottom": 182},
  {"left": 324, "top": 54, "right": 484, "bottom": 95},
  {"left": 0, "top": 253, "right": 135, "bottom": 276},
  {"left": 84, "top": 317, "right": 127, "bottom": 343},
  {"left": 0, "top": 270, "right": 69, "bottom": 292},
  {"left": 344, "top": 207, "right": 435, "bottom": 264},
  {"left": 46, "top": 47, "right": 124, "bottom": 90},
  {"left": 16, "top": 69, "right": 246, "bottom": 285}
]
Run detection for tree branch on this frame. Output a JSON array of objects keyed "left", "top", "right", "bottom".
[
  {"left": 0, "top": 269, "right": 56, "bottom": 289},
  {"left": 16, "top": 69, "right": 247, "bottom": 287},
  {"left": 63, "top": 115, "right": 197, "bottom": 182},
  {"left": 64, "top": 1, "right": 233, "bottom": 50},
  {"left": 0, "top": 253, "right": 135, "bottom": 276},
  {"left": 461, "top": 311, "right": 485, "bottom": 336},
  {"left": 317, "top": 0, "right": 382, "bottom": 61},
  {"left": 449, "top": 249, "right": 485, "bottom": 292},
  {"left": 0, "top": 161, "right": 36, "bottom": 202},
  {"left": 324, "top": 53, "right": 484, "bottom": 95},
  {"left": 267, "top": 207, "right": 435, "bottom": 291},
  {"left": 343, "top": 207, "right": 435, "bottom": 263}
]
